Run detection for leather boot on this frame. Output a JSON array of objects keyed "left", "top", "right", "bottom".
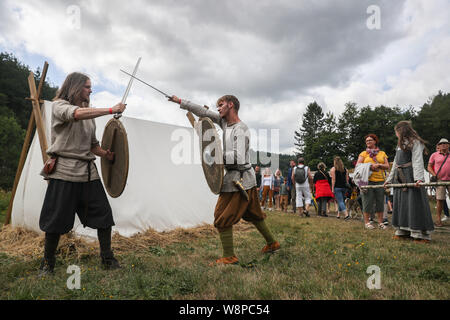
[
  {"left": 38, "top": 233, "right": 60, "bottom": 276},
  {"left": 98, "top": 227, "right": 121, "bottom": 270}
]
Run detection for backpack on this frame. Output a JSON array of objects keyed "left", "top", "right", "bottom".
[{"left": 294, "top": 165, "right": 307, "bottom": 184}]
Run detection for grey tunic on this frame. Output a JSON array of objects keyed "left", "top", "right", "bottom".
[
  {"left": 40, "top": 100, "right": 100, "bottom": 182},
  {"left": 180, "top": 100, "right": 256, "bottom": 192},
  {"left": 387, "top": 141, "right": 434, "bottom": 232}
]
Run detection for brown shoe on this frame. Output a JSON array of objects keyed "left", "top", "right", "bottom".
[
  {"left": 261, "top": 241, "right": 281, "bottom": 254},
  {"left": 413, "top": 239, "right": 430, "bottom": 244},
  {"left": 209, "top": 256, "right": 239, "bottom": 266}
]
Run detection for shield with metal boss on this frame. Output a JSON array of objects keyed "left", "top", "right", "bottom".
[
  {"left": 101, "top": 57, "right": 140, "bottom": 197},
  {"left": 101, "top": 119, "right": 129, "bottom": 197},
  {"left": 198, "top": 117, "right": 224, "bottom": 195}
]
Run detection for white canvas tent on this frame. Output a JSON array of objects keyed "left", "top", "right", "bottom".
[{"left": 11, "top": 101, "right": 217, "bottom": 238}]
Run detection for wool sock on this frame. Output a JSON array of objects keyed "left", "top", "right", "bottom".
[
  {"left": 219, "top": 227, "right": 235, "bottom": 258},
  {"left": 97, "top": 227, "right": 113, "bottom": 258},
  {"left": 44, "top": 233, "right": 60, "bottom": 265},
  {"left": 253, "top": 220, "right": 275, "bottom": 244}
]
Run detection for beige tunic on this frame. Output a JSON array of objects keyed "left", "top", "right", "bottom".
[
  {"left": 40, "top": 100, "right": 100, "bottom": 182},
  {"left": 180, "top": 100, "right": 256, "bottom": 192}
]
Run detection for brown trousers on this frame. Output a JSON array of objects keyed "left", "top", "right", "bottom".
[
  {"left": 214, "top": 187, "right": 266, "bottom": 232},
  {"left": 280, "top": 195, "right": 289, "bottom": 211},
  {"left": 261, "top": 185, "right": 273, "bottom": 208}
]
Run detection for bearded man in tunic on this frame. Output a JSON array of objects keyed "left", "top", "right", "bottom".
[
  {"left": 39, "top": 72, "right": 126, "bottom": 274},
  {"left": 169, "top": 94, "right": 280, "bottom": 265}
]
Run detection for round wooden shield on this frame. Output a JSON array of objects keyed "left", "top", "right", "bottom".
[
  {"left": 198, "top": 117, "right": 224, "bottom": 194},
  {"left": 101, "top": 118, "right": 129, "bottom": 198}
]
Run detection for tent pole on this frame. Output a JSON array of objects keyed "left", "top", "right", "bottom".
[
  {"left": 4, "top": 62, "right": 49, "bottom": 225},
  {"left": 36, "top": 62, "right": 49, "bottom": 99},
  {"left": 28, "top": 72, "right": 49, "bottom": 164}
]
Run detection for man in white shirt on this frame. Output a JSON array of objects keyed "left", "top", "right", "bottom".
[{"left": 291, "top": 157, "right": 313, "bottom": 217}]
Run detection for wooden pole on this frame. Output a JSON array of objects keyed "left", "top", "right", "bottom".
[
  {"left": 4, "top": 63, "right": 49, "bottom": 225},
  {"left": 186, "top": 112, "right": 196, "bottom": 128},
  {"left": 360, "top": 182, "right": 450, "bottom": 189},
  {"left": 36, "top": 62, "right": 49, "bottom": 100},
  {"left": 28, "top": 72, "right": 49, "bottom": 164}
]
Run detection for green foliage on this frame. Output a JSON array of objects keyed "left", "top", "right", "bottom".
[
  {"left": 295, "top": 102, "right": 348, "bottom": 167},
  {"left": 295, "top": 100, "right": 423, "bottom": 168},
  {"left": 0, "top": 52, "right": 58, "bottom": 189},
  {"left": 0, "top": 104, "right": 25, "bottom": 189},
  {"left": 0, "top": 190, "right": 11, "bottom": 224},
  {"left": 294, "top": 102, "right": 324, "bottom": 157},
  {"left": 413, "top": 91, "right": 450, "bottom": 162}
]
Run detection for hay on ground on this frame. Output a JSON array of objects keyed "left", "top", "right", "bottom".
[{"left": 0, "top": 221, "right": 254, "bottom": 261}]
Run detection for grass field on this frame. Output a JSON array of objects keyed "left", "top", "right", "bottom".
[{"left": 0, "top": 195, "right": 449, "bottom": 300}]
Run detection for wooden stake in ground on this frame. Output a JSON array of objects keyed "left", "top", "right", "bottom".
[{"left": 5, "top": 62, "right": 49, "bottom": 225}]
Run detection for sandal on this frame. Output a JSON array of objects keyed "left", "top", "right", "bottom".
[
  {"left": 261, "top": 241, "right": 281, "bottom": 254},
  {"left": 209, "top": 256, "right": 239, "bottom": 266},
  {"left": 365, "top": 223, "right": 375, "bottom": 230},
  {"left": 379, "top": 223, "right": 388, "bottom": 230}
]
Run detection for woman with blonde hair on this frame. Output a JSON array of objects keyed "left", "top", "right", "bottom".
[
  {"left": 385, "top": 121, "right": 434, "bottom": 242},
  {"left": 260, "top": 168, "right": 274, "bottom": 210},
  {"left": 313, "top": 162, "right": 334, "bottom": 217},
  {"left": 330, "top": 156, "right": 350, "bottom": 220}
]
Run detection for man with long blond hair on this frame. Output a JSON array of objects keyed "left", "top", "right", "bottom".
[
  {"left": 38, "top": 72, "right": 126, "bottom": 275},
  {"left": 169, "top": 94, "right": 279, "bottom": 266}
]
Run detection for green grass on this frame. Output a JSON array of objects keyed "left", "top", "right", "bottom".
[{"left": 0, "top": 204, "right": 449, "bottom": 300}]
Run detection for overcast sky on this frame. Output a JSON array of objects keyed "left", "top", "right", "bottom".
[{"left": 1, "top": 0, "right": 449, "bottom": 154}]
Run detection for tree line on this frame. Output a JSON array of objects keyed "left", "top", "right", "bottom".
[
  {"left": 294, "top": 95, "right": 450, "bottom": 171},
  {"left": 0, "top": 52, "right": 57, "bottom": 189}
]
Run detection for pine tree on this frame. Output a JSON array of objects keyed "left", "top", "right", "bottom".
[{"left": 294, "top": 101, "right": 324, "bottom": 158}]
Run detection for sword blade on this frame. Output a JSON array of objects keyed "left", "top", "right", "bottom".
[
  {"left": 120, "top": 69, "right": 170, "bottom": 98},
  {"left": 121, "top": 57, "right": 142, "bottom": 104}
]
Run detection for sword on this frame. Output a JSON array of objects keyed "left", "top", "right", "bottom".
[
  {"left": 120, "top": 69, "right": 171, "bottom": 99},
  {"left": 116, "top": 57, "right": 142, "bottom": 119}
]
